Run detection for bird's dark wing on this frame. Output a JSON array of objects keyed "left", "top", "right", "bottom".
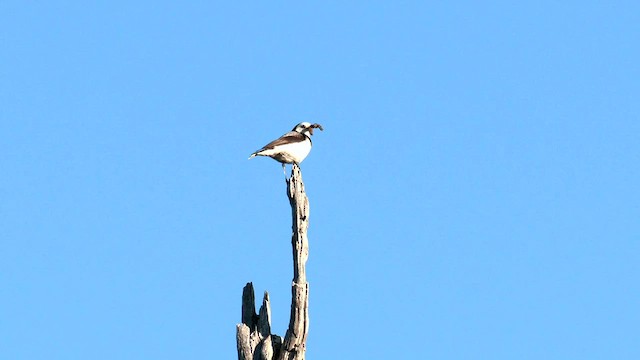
[{"left": 256, "top": 131, "right": 307, "bottom": 151}]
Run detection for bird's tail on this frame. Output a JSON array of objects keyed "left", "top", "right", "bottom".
[{"left": 248, "top": 153, "right": 257, "bottom": 160}]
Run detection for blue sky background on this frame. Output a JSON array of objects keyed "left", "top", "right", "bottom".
[{"left": 1, "top": 1, "right": 639, "bottom": 359}]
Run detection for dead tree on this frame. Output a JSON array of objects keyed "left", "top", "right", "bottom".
[{"left": 236, "top": 164, "right": 310, "bottom": 360}]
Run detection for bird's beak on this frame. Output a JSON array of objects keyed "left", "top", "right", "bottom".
[{"left": 307, "top": 123, "right": 324, "bottom": 136}]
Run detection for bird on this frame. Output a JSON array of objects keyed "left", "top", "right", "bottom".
[{"left": 249, "top": 122, "right": 324, "bottom": 174}]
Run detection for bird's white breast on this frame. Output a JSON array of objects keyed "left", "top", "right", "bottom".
[{"left": 257, "top": 137, "right": 312, "bottom": 164}]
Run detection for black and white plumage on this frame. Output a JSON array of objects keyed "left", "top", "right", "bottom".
[{"left": 249, "top": 122, "right": 323, "bottom": 172}]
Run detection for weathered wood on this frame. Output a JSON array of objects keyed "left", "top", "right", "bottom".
[
  {"left": 279, "top": 165, "right": 310, "bottom": 360},
  {"left": 236, "top": 284, "right": 277, "bottom": 360},
  {"left": 236, "top": 322, "right": 253, "bottom": 360},
  {"left": 241, "top": 283, "right": 257, "bottom": 329},
  {"left": 236, "top": 164, "right": 310, "bottom": 360}
]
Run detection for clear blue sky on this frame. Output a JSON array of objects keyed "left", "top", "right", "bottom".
[{"left": 1, "top": 1, "right": 638, "bottom": 359}]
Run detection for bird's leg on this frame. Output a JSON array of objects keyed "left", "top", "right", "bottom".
[{"left": 282, "top": 163, "right": 287, "bottom": 177}]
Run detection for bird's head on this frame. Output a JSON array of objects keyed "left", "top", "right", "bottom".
[{"left": 293, "top": 122, "right": 324, "bottom": 137}]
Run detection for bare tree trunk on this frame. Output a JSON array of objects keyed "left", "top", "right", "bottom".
[{"left": 236, "top": 164, "right": 310, "bottom": 360}]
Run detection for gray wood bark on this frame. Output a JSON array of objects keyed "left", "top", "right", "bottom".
[{"left": 236, "top": 164, "right": 310, "bottom": 360}]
